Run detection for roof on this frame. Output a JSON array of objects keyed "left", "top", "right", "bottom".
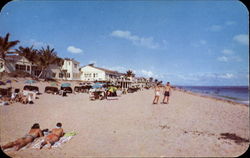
[
  {"left": 5, "top": 55, "right": 23, "bottom": 61},
  {"left": 81, "top": 64, "right": 123, "bottom": 75},
  {"left": 64, "top": 58, "right": 80, "bottom": 64}
]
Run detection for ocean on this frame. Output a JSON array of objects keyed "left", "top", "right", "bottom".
[{"left": 176, "top": 86, "right": 249, "bottom": 105}]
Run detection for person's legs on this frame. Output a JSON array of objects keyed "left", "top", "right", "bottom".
[
  {"left": 2, "top": 141, "right": 16, "bottom": 150},
  {"left": 166, "top": 96, "right": 169, "bottom": 104},
  {"left": 162, "top": 96, "right": 166, "bottom": 103},
  {"left": 152, "top": 96, "right": 157, "bottom": 104},
  {"left": 155, "top": 96, "right": 159, "bottom": 104},
  {"left": 39, "top": 140, "right": 48, "bottom": 149},
  {"left": 1, "top": 138, "right": 24, "bottom": 150}
]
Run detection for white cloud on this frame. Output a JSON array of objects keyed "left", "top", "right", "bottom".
[
  {"left": 217, "top": 55, "right": 242, "bottom": 62},
  {"left": 219, "top": 73, "right": 234, "bottom": 79},
  {"left": 110, "top": 30, "right": 160, "bottom": 49},
  {"left": 225, "top": 21, "right": 236, "bottom": 26},
  {"left": 209, "top": 25, "right": 223, "bottom": 31},
  {"left": 233, "top": 34, "right": 249, "bottom": 45},
  {"left": 67, "top": 46, "right": 83, "bottom": 54},
  {"left": 140, "top": 70, "right": 154, "bottom": 77},
  {"left": 26, "top": 39, "right": 51, "bottom": 48},
  {"left": 222, "top": 49, "right": 234, "bottom": 55},
  {"left": 217, "top": 56, "right": 228, "bottom": 62}
]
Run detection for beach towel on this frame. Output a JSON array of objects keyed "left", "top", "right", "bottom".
[
  {"left": 3, "top": 131, "right": 77, "bottom": 151},
  {"left": 32, "top": 131, "right": 77, "bottom": 149}
]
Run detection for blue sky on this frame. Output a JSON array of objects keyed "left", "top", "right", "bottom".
[{"left": 0, "top": 0, "right": 249, "bottom": 86}]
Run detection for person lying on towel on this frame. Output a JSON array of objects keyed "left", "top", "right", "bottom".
[
  {"left": 1, "top": 123, "right": 43, "bottom": 151},
  {"left": 40, "top": 122, "right": 64, "bottom": 149}
]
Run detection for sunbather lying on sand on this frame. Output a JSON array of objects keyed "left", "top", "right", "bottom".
[
  {"left": 40, "top": 122, "right": 64, "bottom": 149},
  {"left": 1, "top": 123, "right": 43, "bottom": 151}
]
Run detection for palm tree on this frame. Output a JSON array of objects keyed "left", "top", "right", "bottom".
[
  {"left": 36, "top": 45, "right": 62, "bottom": 78},
  {"left": 126, "top": 70, "right": 135, "bottom": 77},
  {"left": 16, "top": 46, "right": 38, "bottom": 63},
  {"left": 16, "top": 46, "right": 39, "bottom": 74},
  {"left": 0, "top": 33, "right": 20, "bottom": 71},
  {"left": 149, "top": 77, "right": 153, "bottom": 82}
]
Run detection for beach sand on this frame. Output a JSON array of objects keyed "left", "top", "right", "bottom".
[{"left": 0, "top": 78, "right": 249, "bottom": 157}]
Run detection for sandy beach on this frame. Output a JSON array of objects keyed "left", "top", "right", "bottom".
[{"left": 0, "top": 78, "right": 249, "bottom": 157}]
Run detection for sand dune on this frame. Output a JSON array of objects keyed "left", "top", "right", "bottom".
[{"left": 0, "top": 78, "right": 249, "bottom": 157}]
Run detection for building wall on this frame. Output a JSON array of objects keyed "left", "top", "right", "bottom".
[
  {"left": 80, "top": 66, "right": 106, "bottom": 81},
  {"left": 0, "top": 59, "right": 4, "bottom": 72},
  {"left": 47, "top": 59, "right": 80, "bottom": 80}
]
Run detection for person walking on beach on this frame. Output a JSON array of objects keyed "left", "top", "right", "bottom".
[
  {"left": 152, "top": 83, "right": 161, "bottom": 104},
  {"left": 162, "top": 82, "right": 171, "bottom": 104},
  {"left": 40, "top": 122, "right": 64, "bottom": 149},
  {"left": 1, "top": 123, "right": 43, "bottom": 151}
]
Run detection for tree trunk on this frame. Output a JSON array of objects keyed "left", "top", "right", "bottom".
[{"left": 38, "top": 68, "right": 44, "bottom": 78}]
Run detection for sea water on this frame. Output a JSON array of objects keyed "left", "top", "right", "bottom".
[{"left": 176, "top": 86, "right": 249, "bottom": 105}]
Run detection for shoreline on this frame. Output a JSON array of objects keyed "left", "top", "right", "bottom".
[{"left": 175, "top": 88, "right": 249, "bottom": 107}]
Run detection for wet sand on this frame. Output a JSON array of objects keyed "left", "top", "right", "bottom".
[{"left": 0, "top": 78, "right": 249, "bottom": 157}]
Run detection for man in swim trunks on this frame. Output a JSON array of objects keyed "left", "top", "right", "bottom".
[
  {"left": 1, "top": 123, "right": 43, "bottom": 151},
  {"left": 40, "top": 122, "right": 64, "bottom": 149},
  {"left": 162, "top": 82, "right": 171, "bottom": 104}
]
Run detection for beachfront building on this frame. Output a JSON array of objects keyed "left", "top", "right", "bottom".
[
  {"left": 134, "top": 77, "right": 149, "bottom": 88},
  {"left": 0, "top": 58, "right": 4, "bottom": 72},
  {"left": 46, "top": 58, "right": 80, "bottom": 80},
  {"left": 80, "top": 64, "right": 133, "bottom": 89},
  {"left": 0, "top": 55, "right": 41, "bottom": 76}
]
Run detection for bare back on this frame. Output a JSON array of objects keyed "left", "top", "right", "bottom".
[
  {"left": 164, "top": 85, "right": 171, "bottom": 92},
  {"left": 28, "top": 129, "right": 43, "bottom": 138},
  {"left": 51, "top": 128, "right": 64, "bottom": 137}
]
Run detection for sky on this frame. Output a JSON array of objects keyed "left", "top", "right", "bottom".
[{"left": 0, "top": 0, "right": 249, "bottom": 86}]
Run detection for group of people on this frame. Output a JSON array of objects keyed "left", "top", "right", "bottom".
[
  {"left": 0, "top": 88, "right": 36, "bottom": 105},
  {"left": 153, "top": 82, "right": 171, "bottom": 104},
  {"left": 1, "top": 122, "right": 64, "bottom": 151}
]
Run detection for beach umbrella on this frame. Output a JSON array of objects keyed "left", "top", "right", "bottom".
[
  {"left": 92, "top": 83, "right": 103, "bottom": 89},
  {"left": 50, "top": 82, "right": 58, "bottom": 87},
  {"left": 6, "top": 80, "right": 12, "bottom": 87},
  {"left": 25, "top": 80, "right": 36, "bottom": 85},
  {"left": 108, "top": 86, "right": 117, "bottom": 92},
  {"left": 61, "top": 83, "right": 71, "bottom": 87},
  {"left": 0, "top": 81, "right": 5, "bottom": 85}
]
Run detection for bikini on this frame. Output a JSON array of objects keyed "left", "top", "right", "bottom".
[{"left": 23, "top": 133, "right": 37, "bottom": 140}]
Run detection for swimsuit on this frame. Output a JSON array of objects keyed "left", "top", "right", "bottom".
[
  {"left": 23, "top": 133, "right": 36, "bottom": 140},
  {"left": 164, "top": 91, "right": 170, "bottom": 96},
  {"left": 155, "top": 91, "right": 160, "bottom": 96}
]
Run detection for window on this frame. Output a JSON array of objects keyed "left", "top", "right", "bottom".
[
  {"left": 67, "top": 73, "right": 70, "bottom": 78},
  {"left": 27, "top": 66, "right": 30, "bottom": 71},
  {"left": 74, "top": 64, "right": 77, "bottom": 68},
  {"left": 52, "top": 73, "right": 56, "bottom": 77},
  {"left": 0, "top": 63, "right": 3, "bottom": 68},
  {"left": 15, "top": 64, "right": 26, "bottom": 71},
  {"left": 59, "top": 73, "right": 63, "bottom": 78}
]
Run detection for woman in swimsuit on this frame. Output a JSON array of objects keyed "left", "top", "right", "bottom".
[
  {"left": 40, "top": 122, "right": 64, "bottom": 149},
  {"left": 162, "top": 82, "right": 171, "bottom": 104},
  {"left": 152, "top": 83, "right": 161, "bottom": 104},
  {"left": 1, "top": 123, "right": 43, "bottom": 151}
]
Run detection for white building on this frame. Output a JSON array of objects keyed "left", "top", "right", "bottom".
[
  {"left": 46, "top": 58, "right": 80, "bottom": 80},
  {"left": 0, "top": 58, "right": 4, "bottom": 72},
  {"left": 79, "top": 64, "right": 121, "bottom": 82},
  {"left": 80, "top": 64, "right": 135, "bottom": 89},
  {"left": 0, "top": 55, "right": 41, "bottom": 76}
]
